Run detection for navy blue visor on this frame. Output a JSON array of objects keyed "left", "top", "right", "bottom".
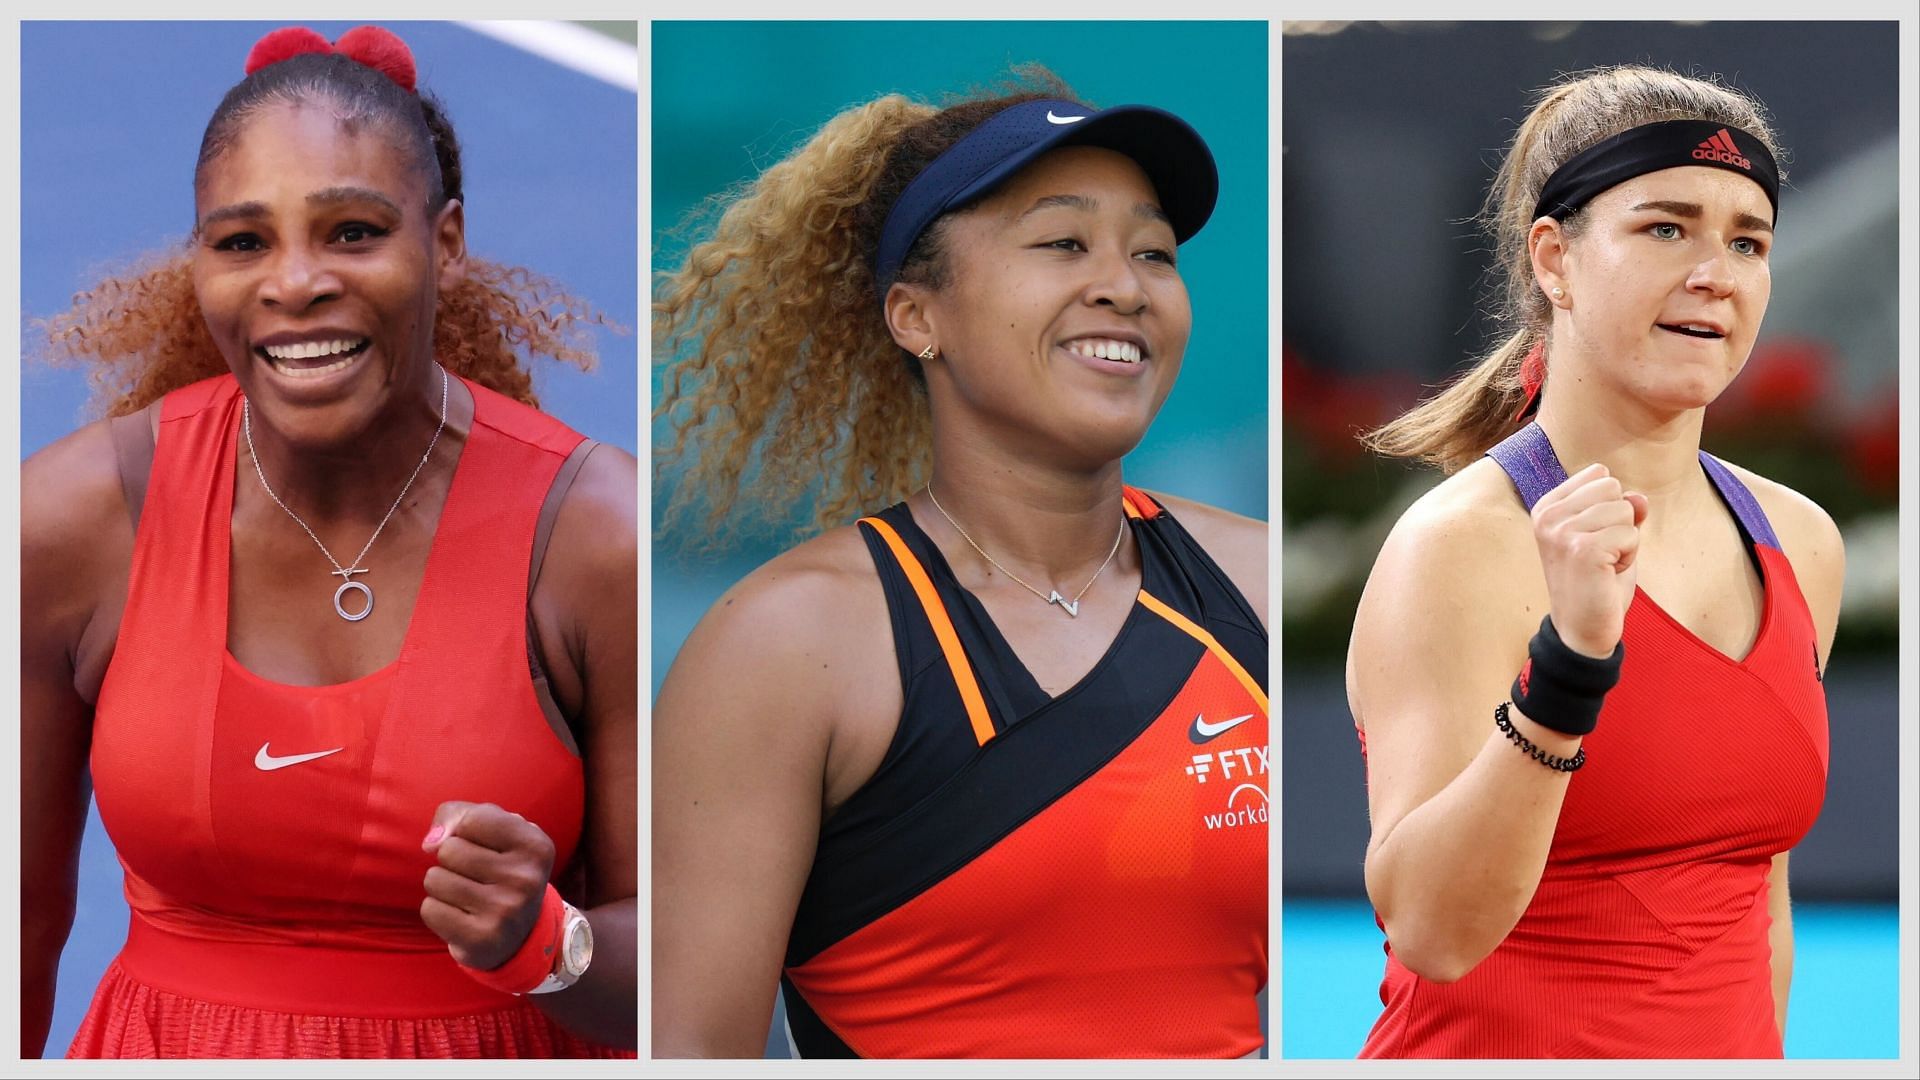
[{"left": 873, "top": 98, "right": 1219, "bottom": 302}]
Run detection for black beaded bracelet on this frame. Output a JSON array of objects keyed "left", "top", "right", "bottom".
[{"left": 1495, "top": 702, "right": 1586, "bottom": 773}]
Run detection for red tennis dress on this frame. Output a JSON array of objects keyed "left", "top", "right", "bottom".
[
  {"left": 780, "top": 489, "right": 1268, "bottom": 1057},
  {"left": 73, "top": 374, "right": 628, "bottom": 1058},
  {"left": 1360, "top": 423, "right": 1829, "bottom": 1058}
]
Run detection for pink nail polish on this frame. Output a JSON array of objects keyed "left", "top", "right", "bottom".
[{"left": 424, "top": 825, "right": 445, "bottom": 845}]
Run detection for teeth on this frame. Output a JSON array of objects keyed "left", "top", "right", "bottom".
[
  {"left": 270, "top": 354, "right": 357, "bottom": 378},
  {"left": 1064, "top": 338, "right": 1143, "bottom": 363},
  {"left": 261, "top": 338, "right": 366, "bottom": 361}
]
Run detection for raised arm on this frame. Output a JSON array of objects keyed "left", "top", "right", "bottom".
[
  {"left": 414, "top": 445, "right": 640, "bottom": 1048},
  {"left": 1349, "top": 462, "right": 1641, "bottom": 982},
  {"left": 651, "top": 530, "right": 898, "bottom": 1057},
  {"left": 527, "top": 446, "right": 640, "bottom": 1047},
  {"left": 20, "top": 421, "right": 133, "bottom": 1057}
]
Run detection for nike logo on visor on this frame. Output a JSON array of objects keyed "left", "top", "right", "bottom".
[
  {"left": 1189, "top": 713, "right": 1254, "bottom": 743},
  {"left": 255, "top": 743, "right": 345, "bottom": 771},
  {"left": 1047, "top": 110, "right": 1087, "bottom": 125}
]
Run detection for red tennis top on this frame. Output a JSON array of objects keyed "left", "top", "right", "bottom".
[
  {"left": 780, "top": 488, "right": 1269, "bottom": 1058},
  {"left": 74, "top": 374, "right": 627, "bottom": 1058},
  {"left": 1360, "top": 424, "right": 1829, "bottom": 1058}
]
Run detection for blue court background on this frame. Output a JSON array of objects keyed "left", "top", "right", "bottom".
[
  {"left": 20, "top": 21, "right": 636, "bottom": 1055},
  {"left": 653, "top": 21, "right": 1268, "bottom": 1057}
]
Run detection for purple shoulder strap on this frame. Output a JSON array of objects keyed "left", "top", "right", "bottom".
[
  {"left": 1485, "top": 422, "right": 1567, "bottom": 511},
  {"left": 1698, "top": 452, "right": 1781, "bottom": 550},
  {"left": 1488, "top": 424, "right": 1781, "bottom": 552}
]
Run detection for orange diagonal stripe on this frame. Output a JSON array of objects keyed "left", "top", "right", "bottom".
[
  {"left": 1138, "top": 590, "right": 1269, "bottom": 715},
  {"left": 862, "top": 517, "right": 996, "bottom": 745}
]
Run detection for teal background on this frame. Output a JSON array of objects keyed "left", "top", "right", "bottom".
[
  {"left": 652, "top": 17, "right": 1269, "bottom": 683},
  {"left": 651, "top": 21, "right": 1269, "bottom": 1057}
]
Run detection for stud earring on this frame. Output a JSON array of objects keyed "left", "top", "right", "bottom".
[
  {"left": 1551, "top": 286, "right": 1565, "bottom": 300},
  {"left": 917, "top": 344, "right": 938, "bottom": 361}
]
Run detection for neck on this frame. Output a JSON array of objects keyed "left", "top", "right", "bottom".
[
  {"left": 243, "top": 366, "right": 460, "bottom": 522},
  {"left": 1533, "top": 387, "right": 1705, "bottom": 509},
  {"left": 921, "top": 430, "right": 1129, "bottom": 585}
]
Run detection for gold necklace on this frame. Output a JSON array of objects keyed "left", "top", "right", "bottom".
[{"left": 924, "top": 483, "right": 1126, "bottom": 618}]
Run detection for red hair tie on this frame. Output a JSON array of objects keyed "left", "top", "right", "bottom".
[
  {"left": 1512, "top": 340, "right": 1547, "bottom": 423},
  {"left": 244, "top": 25, "right": 418, "bottom": 94}
]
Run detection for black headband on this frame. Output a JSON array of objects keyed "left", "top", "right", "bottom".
[{"left": 1533, "top": 119, "right": 1779, "bottom": 223}]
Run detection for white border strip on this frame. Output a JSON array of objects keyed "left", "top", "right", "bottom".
[{"left": 459, "top": 20, "right": 637, "bottom": 93}]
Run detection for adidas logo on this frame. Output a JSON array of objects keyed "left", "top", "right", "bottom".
[{"left": 1691, "top": 128, "right": 1752, "bottom": 170}]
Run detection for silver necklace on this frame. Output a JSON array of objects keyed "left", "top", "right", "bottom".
[
  {"left": 242, "top": 366, "right": 450, "bottom": 623},
  {"left": 925, "top": 482, "right": 1126, "bottom": 618}
]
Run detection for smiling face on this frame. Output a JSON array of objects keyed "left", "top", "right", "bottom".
[
  {"left": 1544, "top": 164, "right": 1774, "bottom": 415},
  {"left": 902, "top": 145, "right": 1192, "bottom": 467},
  {"left": 191, "top": 100, "right": 463, "bottom": 448}
]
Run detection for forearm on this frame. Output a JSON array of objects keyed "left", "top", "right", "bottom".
[
  {"left": 21, "top": 908, "right": 76, "bottom": 1058},
  {"left": 529, "top": 896, "right": 636, "bottom": 1049},
  {"left": 1366, "top": 713, "right": 1582, "bottom": 981},
  {"left": 20, "top": 803, "right": 84, "bottom": 1059},
  {"left": 21, "top": 970, "right": 56, "bottom": 1059}
]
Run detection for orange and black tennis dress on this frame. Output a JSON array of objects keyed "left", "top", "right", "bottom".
[
  {"left": 1360, "top": 423, "right": 1828, "bottom": 1058},
  {"left": 74, "top": 374, "right": 627, "bottom": 1058},
  {"left": 780, "top": 487, "right": 1268, "bottom": 1058}
]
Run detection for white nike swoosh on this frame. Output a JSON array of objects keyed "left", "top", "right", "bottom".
[
  {"left": 1192, "top": 713, "right": 1255, "bottom": 739},
  {"left": 254, "top": 743, "right": 345, "bottom": 771},
  {"left": 1046, "top": 110, "right": 1087, "bottom": 125}
]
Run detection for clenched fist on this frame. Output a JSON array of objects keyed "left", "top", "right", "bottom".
[
  {"left": 420, "top": 801, "right": 557, "bottom": 971},
  {"left": 1530, "top": 462, "right": 1649, "bottom": 658}
]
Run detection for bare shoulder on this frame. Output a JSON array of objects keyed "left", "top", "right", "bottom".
[
  {"left": 22, "top": 417, "right": 133, "bottom": 607},
  {"left": 1138, "top": 489, "right": 1268, "bottom": 626},
  {"left": 546, "top": 442, "right": 639, "bottom": 578},
  {"left": 1718, "top": 460, "right": 1844, "bottom": 571},
  {"left": 660, "top": 521, "right": 893, "bottom": 732},
  {"left": 1349, "top": 459, "right": 1541, "bottom": 720},
  {"left": 1717, "top": 459, "right": 1846, "bottom": 642},
  {"left": 23, "top": 415, "right": 127, "bottom": 545},
  {"left": 706, "top": 522, "right": 885, "bottom": 642},
  {"left": 22, "top": 415, "right": 139, "bottom": 702},
  {"left": 1366, "top": 459, "right": 1536, "bottom": 603}
]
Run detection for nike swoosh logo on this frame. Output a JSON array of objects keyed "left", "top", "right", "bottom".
[
  {"left": 1046, "top": 110, "right": 1087, "bottom": 125},
  {"left": 254, "top": 743, "right": 345, "bottom": 771},
  {"left": 1189, "top": 713, "right": 1254, "bottom": 743}
]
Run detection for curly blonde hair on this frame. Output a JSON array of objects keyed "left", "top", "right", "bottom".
[
  {"left": 654, "top": 70, "right": 1078, "bottom": 543},
  {"left": 1365, "top": 65, "right": 1785, "bottom": 472},
  {"left": 38, "top": 248, "right": 603, "bottom": 416}
]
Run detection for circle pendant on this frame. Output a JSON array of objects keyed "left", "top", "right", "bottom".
[{"left": 333, "top": 580, "right": 374, "bottom": 622}]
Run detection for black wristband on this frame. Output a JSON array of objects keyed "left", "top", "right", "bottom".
[{"left": 1509, "top": 615, "right": 1624, "bottom": 736}]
